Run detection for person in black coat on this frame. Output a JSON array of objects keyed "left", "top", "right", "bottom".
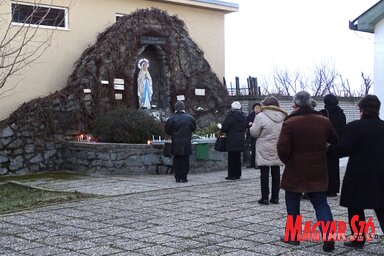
[
  {"left": 165, "top": 101, "right": 196, "bottom": 183},
  {"left": 246, "top": 102, "right": 261, "bottom": 168},
  {"left": 221, "top": 101, "right": 247, "bottom": 180},
  {"left": 320, "top": 94, "right": 346, "bottom": 197},
  {"left": 329, "top": 95, "right": 384, "bottom": 249}
]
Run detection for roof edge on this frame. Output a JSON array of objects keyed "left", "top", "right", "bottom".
[
  {"left": 350, "top": 0, "right": 384, "bottom": 33},
  {"left": 147, "top": 0, "right": 239, "bottom": 13}
]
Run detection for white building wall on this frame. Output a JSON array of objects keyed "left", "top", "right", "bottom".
[{"left": 374, "top": 19, "right": 384, "bottom": 119}]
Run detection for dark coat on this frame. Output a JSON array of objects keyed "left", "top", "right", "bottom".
[
  {"left": 320, "top": 105, "right": 347, "bottom": 194},
  {"left": 277, "top": 107, "right": 338, "bottom": 192},
  {"left": 221, "top": 109, "right": 247, "bottom": 152},
  {"left": 329, "top": 115, "right": 384, "bottom": 209},
  {"left": 320, "top": 105, "right": 346, "bottom": 137},
  {"left": 165, "top": 111, "right": 196, "bottom": 156},
  {"left": 246, "top": 111, "right": 256, "bottom": 124}
]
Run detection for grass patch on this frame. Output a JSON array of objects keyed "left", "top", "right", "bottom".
[
  {"left": 0, "top": 182, "right": 94, "bottom": 214},
  {"left": 0, "top": 171, "right": 87, "bottom": 182}
]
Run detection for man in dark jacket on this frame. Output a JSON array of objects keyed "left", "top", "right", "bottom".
[
  {"left": 277, "top": 91, "right": 338, "bottom": 252},
  {"left": 329, "top": 95, "right": 384, "bottom": 249},
  {"left": 165, "top": 101, "right": 196, "bottom": 183},
  {"left": 221, "top": 101, "right": 247, "bottom": 180}
]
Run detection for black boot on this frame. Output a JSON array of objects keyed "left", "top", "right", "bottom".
[
  {"left": 323, "top": 241, "right": 335, "bottom": 252},
  {"left": 344, "top": 240, "right": 364, "bottom": 249},
  {"left": 258, "top": 199, "right": 269, "bottom": 205}
]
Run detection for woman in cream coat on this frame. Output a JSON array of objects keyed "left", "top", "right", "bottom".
[{"left": 250, "top": 96, "right": 288, "bottom": 205}]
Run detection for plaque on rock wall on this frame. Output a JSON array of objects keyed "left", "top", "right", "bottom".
[
  {"left": 115, "top": 93, "right": 123, "bottom": 100},
  {"left": 113, "top": 84, "right": 125, "bottom": 90},
  {"left": 140, "top": 36, "right": 166, "bottom": 45},
  {"left": 195, "top": 89, "right": 205, "bottom": 96},
  {"left": 113, "top": 78, "right": 124, "bottom": 90},
  {"left": 176, "top": 95, "right": 185, "bottom": 101}
]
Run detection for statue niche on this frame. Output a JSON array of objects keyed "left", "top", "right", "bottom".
[
  {"left": 134, "top": 45, "right": 170, "bottom": 112},
  {"left": 137, "top": 58, "right": 153, "bottom": 109}
]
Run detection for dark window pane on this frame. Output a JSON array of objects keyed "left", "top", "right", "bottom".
[{"left": 11, "top": 3, "right": 66, "bottom": 28}]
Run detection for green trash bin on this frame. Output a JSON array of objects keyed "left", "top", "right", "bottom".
[{"left": 195, "top": 143, "right": 209, "bottom": 160}]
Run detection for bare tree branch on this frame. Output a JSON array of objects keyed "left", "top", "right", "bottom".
[
  {"left": 0, "top": 0, "right": 71, "bottom": 92},
  {"left": 259, "top": 61, "right": 370, "bottom": 97},
  {"left": 359, "top": 72, "right": 373, "bottom": 96}
]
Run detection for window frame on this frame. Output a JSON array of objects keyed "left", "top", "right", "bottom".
[
  {"left": 115, "top": 13, "right": 125, "bottom": 22},
  {"left": 10, "top": 1, "right": 69, "bottom": 30}
]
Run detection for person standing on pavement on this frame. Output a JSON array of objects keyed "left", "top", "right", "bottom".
[
  {"left": 320, "top": 94, "right": 347, "bottom": 197},
  {"left": 165, "top": 101, "right": 196, "bottom": 183},
  {"left": 328, "top": 95, "right": 384, "bottom": 249},
  {"left": 221, "top": 101, "right": 247, "bottom": 180},
  {"left": 246, "top": 103, "right": 261, "bottom": 168},
  {"left": 250, "top": 97, "right": 287, "bottom": 205},
  {"left": 277, "top": 91, "right": 338, "bottom": 252}
]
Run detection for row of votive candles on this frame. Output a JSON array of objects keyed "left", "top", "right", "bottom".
[{"left": 77, "top": 134, "right": 92, "bottom": 142}]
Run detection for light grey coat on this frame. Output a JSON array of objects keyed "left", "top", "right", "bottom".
[{"left": 250, "top": 106, "right": 288, "bottom": 166}]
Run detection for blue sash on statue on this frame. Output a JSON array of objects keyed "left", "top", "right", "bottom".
[{"left": 142, "top": 79, "right": 150, "bottom": 106}]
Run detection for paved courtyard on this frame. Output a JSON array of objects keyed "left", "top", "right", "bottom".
[{"left": 1, "top": 163, "right": 383, "bottom": 255}]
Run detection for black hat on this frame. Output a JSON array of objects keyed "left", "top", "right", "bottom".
[{"left": 324, "top": 94, "right": 338, "bottom": 106}]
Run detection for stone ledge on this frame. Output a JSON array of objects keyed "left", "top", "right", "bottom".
[{"left": 63, "top": 141, "right": 227, "bottom": 175}]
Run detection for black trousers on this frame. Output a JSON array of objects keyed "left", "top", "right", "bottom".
[
  {"left": 249, "top": 138, "right": 256, "bottom": 166},
  {"left": 173, "top": 155, "right": 190, "bottom": 181},
  {"left": 326, "top": 155, "right": 340, "bottom": 194},
  {"left": 260, "top": 166, "right": 280, "bottom": 200},
  {"left": 347, "top": 207, "right": 384, "bottom": 244},
  {"left": 228, "top": 151, "right": 242, "bottom": 178}
]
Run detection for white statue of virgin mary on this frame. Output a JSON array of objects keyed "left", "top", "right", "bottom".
[{"left": 137, "top": 58, "right": 153, "bottom": 109}]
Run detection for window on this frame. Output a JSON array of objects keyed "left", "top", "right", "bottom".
[{"left": 11, "top": 2, "right": 68, "bottom": 29}]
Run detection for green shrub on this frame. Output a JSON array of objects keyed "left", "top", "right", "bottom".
[
  {"left": 194, "top": 122, "right": 221, "bottom": 137},
  {"left": 91, "top": 107, "right": 166, "bottom": 143}
]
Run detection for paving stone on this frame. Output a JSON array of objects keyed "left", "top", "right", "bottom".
[
  {"left": 216, "top": 239, "right": 258, "bottom": 250},
  {"left": 165, "top": 229, "right": 207, "bottom": 239},
  {"left": 137, "top": 233, "right": 180, "bottom": 244},
  {"left": 36, "top": 235, "right": 78, "bottom": 245},
  {"left": 78, "top": 245, "right": 122, "bottom": 255},
  {"left": 163, "top": 238, "right": 206, "bottom": 250},
  {"left": 221, "top": 250, "right": 265, "bottom": 256},
  {"left": 216, "top": 228, "right": 255, "bottom": 239},
  {"left": 56, "top": 240, "right": 97, "bottom": 250},
  {"left": 112, "top": 239, "right": 155, "bottom": 251},
  {"left": 189, "top": 244, "right": 238, "bottom": 255},
  {"left": 0, "top": 215, "right": 45, "bottom": 226},
  {"left": 21, "top": 246, "right": 73, "bottom": 256},
  {"left": 191, "top": 224, "right": 231, "bottom": 234},
  {"left": 135, "top": 244, "right": 179, "bottom": 256},
  {"left": 1, "top": 166, "right": 383, "bottom": 255},
  {"left": 252, "top": 243, "right": 293, "bottom": 255}
]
